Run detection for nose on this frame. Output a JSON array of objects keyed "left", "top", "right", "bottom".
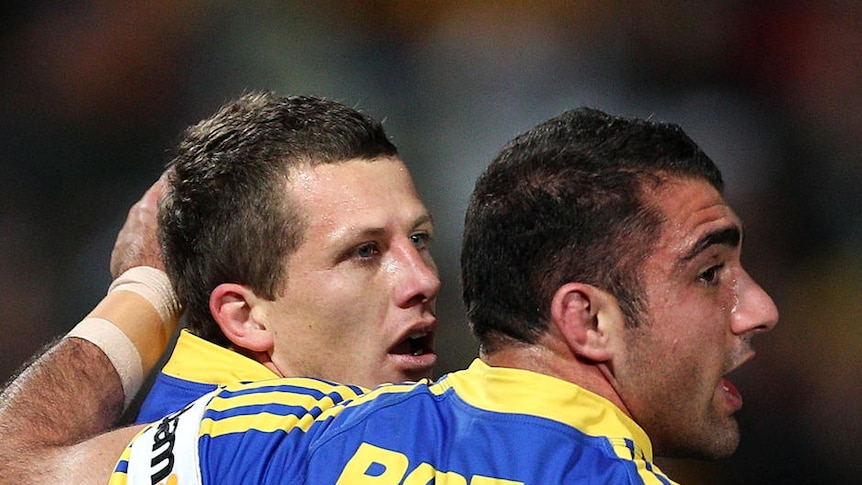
[
  {"left": 393, "top": 242, "right": 441, "bottom": 308},
  {"left": 731, "top": 271, "right": 779, "bottom": 336}
]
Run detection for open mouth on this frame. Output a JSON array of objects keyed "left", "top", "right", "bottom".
[
  {"left": 721, "top": 376, "right": 742, "bottom": 407},
  {"left": 720, "top": 352, "right": 755, "bottom": 412},
  {"left": 390, "top": 328, "right": 435, "bottom": 357}
]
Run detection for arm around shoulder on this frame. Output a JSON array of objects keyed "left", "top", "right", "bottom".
[
  {"left": 0, "top": 338, "right": 142, "bottom": 483},
  {"left": 0, "top": 175, "right": 180, "bottom": 483}
]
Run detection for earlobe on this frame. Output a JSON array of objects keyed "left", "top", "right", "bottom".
[
  {"left": 209, "top": 283, "right": 273, "bottom": 352},
  {"left": 550, "top": 283, "right": 621, "bottom": 362}
]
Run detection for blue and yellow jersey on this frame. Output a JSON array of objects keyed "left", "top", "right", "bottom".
[
  {"left": 112, "top": 376, "right": 367, "bottom": 484},
  {"left": 135, "top": 330, "right": 278, "bottom": 424},
  {"left": 113, "top": 360, "right": 677, "bottom": 484}
]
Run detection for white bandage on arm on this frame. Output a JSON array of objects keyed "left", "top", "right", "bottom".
[
  {"left": 66, "top": 266, "right": 181, "bottom": 410},
  {"left": 108, "top": 266, "right": 181, "bottom": 323}
]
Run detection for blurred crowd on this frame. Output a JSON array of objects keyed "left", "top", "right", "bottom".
[{"left": 2, "top": 2, "right": 861, "bottom": 483}]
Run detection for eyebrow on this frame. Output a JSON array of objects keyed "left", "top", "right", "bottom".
[
  {"left": 680, "top": 226, "right": 741, "bottom": 262},
  {"left": 339, "top": 213, "right": 435, "bottom": 241},
  {"left": 414, "top": 213, "right": 434, "bottom": 229}
]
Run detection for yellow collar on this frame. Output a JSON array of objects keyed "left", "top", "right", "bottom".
[
  {"left": 161, "top": 330, "right": 278, "bottom": 385},
  {"left": 439, "top": 359, "right": 655, "bottom": 462}
]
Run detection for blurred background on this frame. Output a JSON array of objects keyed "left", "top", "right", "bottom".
[{"left": 2, "top": 1, "right": 861, "bottom": 482}]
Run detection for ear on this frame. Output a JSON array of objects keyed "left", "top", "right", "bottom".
[
  {"left": 209, "top": 283, "right": 274, "bottom": 353},
  {"left": 549, "top": 283, "right": 625, "bottom": 362}
]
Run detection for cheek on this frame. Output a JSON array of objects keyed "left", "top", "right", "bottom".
[
  {"left": 630, "top": 331, "right": 713, "bottom": 401},
  {"left": 632, "top": 310, "right": 724, "bottom": 393},
  {"left": 660, "top": 332, "right": 730, "bottom": 420},
  {"left": 298, "top": 268, "right": 371, "bottom": 308},
  {"left": 664, "top": 315, "right": 728, "bottom": 378},
  {"left": 320, "top": 280, "right": 392, "bottom": 341},
  {"left": 655, "top": 286, "right": 730, "bottom": 340}
]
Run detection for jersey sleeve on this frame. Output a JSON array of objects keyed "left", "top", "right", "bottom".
[
  {"left": 110, "top": 378, "right": 366, "bottom": 485},
  {"left": 110, "top": 394, "right": 211, "bottom": 485}
]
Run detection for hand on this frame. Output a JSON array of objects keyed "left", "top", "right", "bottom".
[{"left": 110, "top": 172, "right": 168, "bottom": 278}]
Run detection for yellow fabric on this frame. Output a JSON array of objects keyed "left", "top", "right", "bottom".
[
  {"left": 443, "top": 359, "right": 655, "bottom": 463},
  {"left": 161, "top": 330, "right": 277, "bottom": 384}
]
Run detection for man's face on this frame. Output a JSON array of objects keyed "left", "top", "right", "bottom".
[
  {"left": 615, "top": 177, "right": 778, "bottom": 459},
  {"left": 261, "top": 157, "right": 440, "bottom": 388}
]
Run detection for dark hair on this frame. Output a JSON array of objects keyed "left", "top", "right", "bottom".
[
  {"left": 461, "top": 107, "right": 724, "bottom": 349},
  {"left": 161, "top": 92, "right": 398, "bottom": 346}
]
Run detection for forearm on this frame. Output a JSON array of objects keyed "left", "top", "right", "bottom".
[
  {"left": 0, "top": 335, "right": 127, "bottom": 483},
  {"left": 0, "top": 268, "right": 179, "bottom": 480},
  {"left": 0, "top": 339, "right": 144, "bottom": 482},
  {"left": 0, "top": 175, "right": 176, "bottom": 481},
  {"left": 0, "top": 337, "right": 123, "bottom": 450}
]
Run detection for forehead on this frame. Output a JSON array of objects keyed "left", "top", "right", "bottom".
[
  {"left": 649, "top": 177, "right": 741, "bottom": 263},
  {"left": 286, "top": 157, "right": 429, "bottom": 237}
]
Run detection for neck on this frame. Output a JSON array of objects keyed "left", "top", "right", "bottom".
[
  {"left": 230, "top": 344, "right": 283, "bottom": 377},
  {"left": 480, "top": 334, "right": 631, "bottom": 417}
]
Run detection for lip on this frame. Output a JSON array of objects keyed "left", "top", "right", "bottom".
[
  {"left": 719, "top": 351, "right": 755, "bottom": 412},
  {"left": 720, "top": 377, "right": 743, "bottom": 411},
  {"left": 388, "top": 319, "right": 438, "bottom": 379}
]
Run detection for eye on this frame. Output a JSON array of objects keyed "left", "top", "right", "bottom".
[
  {"left": 698, "top": 264, "right": 724, "bottom": 286},
  {"left": 353, "top": 242, "right": 380, "bottom": 260},
  {"left": 409, "top": 232, "right": 431, "bottom": 250}
]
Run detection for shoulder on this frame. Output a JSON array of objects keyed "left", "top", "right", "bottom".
[{"left": 116, "top": 377, "right": 369, "bottom": 484}]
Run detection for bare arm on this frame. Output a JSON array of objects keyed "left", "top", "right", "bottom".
[
  {"left": 0, "top": 339, "right": 145, "bottom": 482},
  {"left": 0, "top": 175, "right": 176, "bottom": 482}
]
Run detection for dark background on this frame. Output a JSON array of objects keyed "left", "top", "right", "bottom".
[{"left": 3, "top": 2, "right": 861, "bottom": 483}]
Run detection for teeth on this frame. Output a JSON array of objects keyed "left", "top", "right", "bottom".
[{"left": 409, "top": 330, "right": 428, "bottom": 356}]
